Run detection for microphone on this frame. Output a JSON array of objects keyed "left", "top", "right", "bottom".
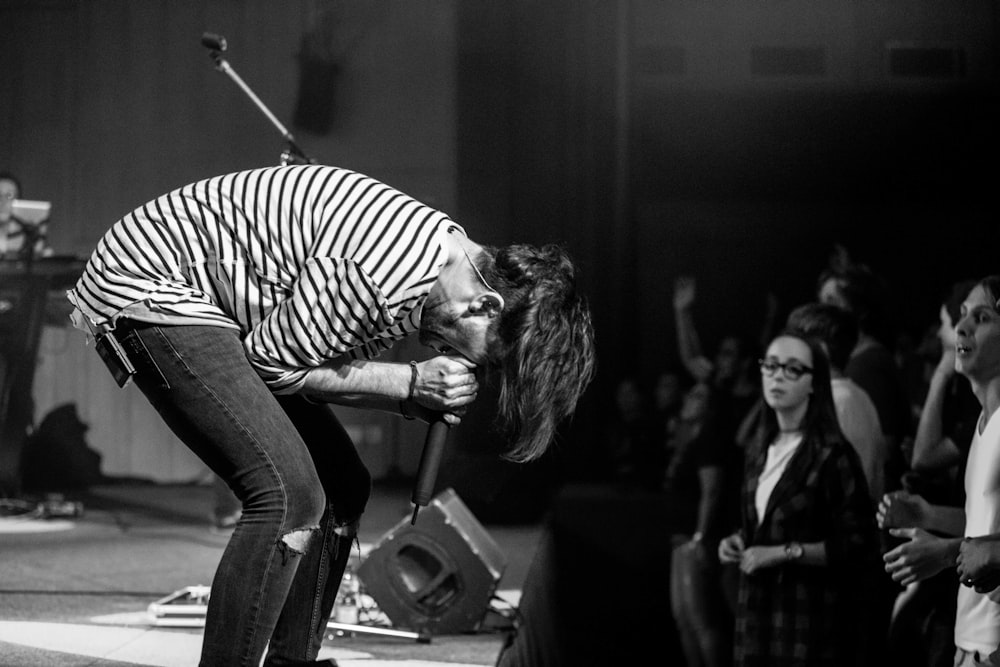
[
  {"left": 201, "top": 32, "right": 228, "bottom": 52},
  {"left": 410, "top": 416, "right": 450, "bottom": 525}
]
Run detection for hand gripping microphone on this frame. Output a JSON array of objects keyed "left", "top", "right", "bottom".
[{"left": 410, "top": 416, "right": 450, "bottom": 525}]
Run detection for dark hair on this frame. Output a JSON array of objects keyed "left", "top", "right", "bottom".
[
  {"left": 479, "top": 244, "right": 597, "bottom": 462},
  {"left": 0, "top": 171, "right": 21, "bottom": 196},
  {"left": 755, "top": 330, "right": 843, "bottom": 454},
  {"left": 785, "top": 302, "right": 859, "bottom": 372},
  {"left": 816, "top": 247, "right": 891, "bottom": 342},
  {"left": 975, "top": 275, "right": 1000, "bottom": 316},
  {"left": 944, "top": 279, "right": 979, "bottom": 327}
]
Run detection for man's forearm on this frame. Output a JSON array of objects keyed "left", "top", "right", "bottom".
[
  {"left": 300, "top": 358, "right": 411, "bottom": 406},
  {"left": 925, "top": 504, "right": 966, "bottom": 537},
  {"left": 912, "top": 370, "right": 960, "bottom": 471}
]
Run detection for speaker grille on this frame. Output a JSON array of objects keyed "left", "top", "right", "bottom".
[{"left": 357, "top": 488, "right": 506, "bottom": 634}]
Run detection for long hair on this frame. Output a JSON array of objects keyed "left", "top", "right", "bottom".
[
  {"left": 478, "top": 244, "right": 596, "bottom": 462},
  {"left": 975, "top": 275, "right": 1000, "bottom": 316},
  {"left": 754, "top": 330, "right": 843, "bottom": 455}
]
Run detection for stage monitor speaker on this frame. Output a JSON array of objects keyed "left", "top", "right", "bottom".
[{"left": 357, "top": 487, "right": 506, "bottom": 635}]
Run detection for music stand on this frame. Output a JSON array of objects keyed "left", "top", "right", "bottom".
[{"left": 11, "top": 200, "right": 51, "bottom": 226}]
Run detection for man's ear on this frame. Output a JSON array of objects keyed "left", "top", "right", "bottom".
[{"left": 471, "top": 293, "right": 505, "bottom": 317}]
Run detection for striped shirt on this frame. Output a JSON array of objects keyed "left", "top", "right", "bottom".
[{"left": 67, "top": 165, "right": 462, "bottom": 394}]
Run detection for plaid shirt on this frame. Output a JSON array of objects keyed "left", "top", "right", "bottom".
[{"left": 734, "top": 433, "right": 881, "bottom": 667}]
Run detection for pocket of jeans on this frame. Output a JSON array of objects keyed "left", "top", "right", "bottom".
[{"left": 120, "top": 328, "right": 171, "bottom": 390}]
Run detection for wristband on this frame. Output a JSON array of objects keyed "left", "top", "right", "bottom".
[
  {"left": 407, "top": 360, "right": 418, "bottom": 401},
  {"left": 399, "top": 361, "right": 419, "bottom": 420}
]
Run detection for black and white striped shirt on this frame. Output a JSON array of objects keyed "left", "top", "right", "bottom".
[{"left": 67, "top": 165, "right": 461, "bottom": 393}]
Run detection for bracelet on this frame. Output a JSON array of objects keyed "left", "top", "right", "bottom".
[
  {"left": 407, "top": 360, "right": 418, "bottom": 401},
  {"left": 399, "top": 361, "right": 419, "bottom": 420}
]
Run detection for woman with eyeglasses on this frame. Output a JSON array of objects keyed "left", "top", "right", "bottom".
[{"left": 718, "top": 330, "right": 882, "bottom": 667}]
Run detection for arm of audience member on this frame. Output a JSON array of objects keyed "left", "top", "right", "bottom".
[
  {"left": 739, "top": 541, "right": 827, "bottom": 574},
  {"left": 718, "top": 531, "right": 745, "bottom": 564},
  {"left": 883, "top": 528, "right": 962, "bottom": 586},
  {"left": 910, "top": 350, "right": 964, "bottom": 471},
  {"left": 734, "top": 401, "right": 763, "bottom": 450},
  {"left": 742, "top": 445, "right": 875, "bottom": 575},
  {"left": 672, "top": 276, "right": 714, "bottom": 382},
  {"left": 957, "top": 534, "right": 1000, "bottom": 595},
  {"left": 877, "top": 490, "right": 965, "bottom": 536},
  {"left": 686, "top": 465, "right": 725, "bottom": 549}
]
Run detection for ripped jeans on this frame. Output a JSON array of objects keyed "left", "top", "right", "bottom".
[{"left": 114, "top": 322, "right": 371, "bottom": 667}]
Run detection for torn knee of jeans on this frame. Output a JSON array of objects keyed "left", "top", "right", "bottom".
[
  {"left": 277, "top": 525, "right": 320, "bottom": 563},
  {"left": 332, "top": 517, "right": 360, "bottom": 539}
]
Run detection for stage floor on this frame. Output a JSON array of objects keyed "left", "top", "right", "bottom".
[{"left": 0, "top": 481, "right": 541, "bottom": 666}]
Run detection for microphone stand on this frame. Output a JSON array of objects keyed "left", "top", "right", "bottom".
[{"left": 203, "top": 38, "right": 315, "bottom": 166}]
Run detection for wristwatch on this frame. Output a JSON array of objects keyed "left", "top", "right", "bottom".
[{"left": 784, "top": 542, "right": 804, "bottom": 561}]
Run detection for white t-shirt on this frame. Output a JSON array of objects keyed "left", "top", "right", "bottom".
[
  {"left": 755, "top": 433, "right": 803, "bottom": 525},
  {"left": 832, "top": 377, "right": 885, "bottom": 502},
  {"left": 956, "top": 407, "right": 1000, "bottom": 654}
]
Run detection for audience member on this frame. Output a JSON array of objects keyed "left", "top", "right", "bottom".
[
  {"left": 672, "top": 276, "right": 764, "bottom": 614},
  {"left": 718, "top": 330, "right": 881, "bottom": 666},
  {"left": 817, "top": 246, "right": 912, "bottom": 491},
  {"left": 785, "top": 301, "right": 886, "bottom": 502},
  {"left": 672, "top": 275, "right": 760, "bottom": 410},
  {"left": 880, "top": 275, "right": 1000, "bottom": 667},
  {"left": 603, "top": 375, "right": 655, "bottom": 487},
  {"left": 908, "top": 279, "right": 982, "bottom": 499},
  {"left": 664, "top": 380, "right": 733, "bottom": 667},
  {"left": 879, "top": 279, "right": 978, "bottom": 667},
  {"left": 651, "top": 366, "right": 687, "bottom": 434}
]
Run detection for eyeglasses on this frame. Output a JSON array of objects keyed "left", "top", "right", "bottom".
[
  {"left": 758, "top": 359, "right": 813, "bottom": 381},
  {"left": 461, "top": 243, "right": 498, "bottom": 294}
]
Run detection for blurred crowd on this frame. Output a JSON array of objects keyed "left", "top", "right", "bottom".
[{"left": 601, "top": 245, "right": 1000, "bottom": 667}]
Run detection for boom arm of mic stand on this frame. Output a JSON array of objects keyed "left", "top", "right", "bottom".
[{"left": 207, "top": 51, "right": 314, "bottom": 165}]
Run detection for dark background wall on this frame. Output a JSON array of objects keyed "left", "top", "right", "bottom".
[{"left": 2, "top": 0, "right": 998, "bottom": 514}]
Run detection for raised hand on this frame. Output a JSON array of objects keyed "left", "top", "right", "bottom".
[
  {"left": 673, "top": 276, "right": 697, "bottom": 311},
  {"left": 877, "top": 490, "right": 930, "bottom": 530}
]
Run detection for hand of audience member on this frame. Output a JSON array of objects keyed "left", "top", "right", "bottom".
[
  {"left": 883, "top": 527, "right": 951, "bottom": 586},
  {"left": 673, "top": 276, "right": 697, "bottom": 311},
  {"left": 739, "top": 545, "right": 786, "bottom": 575},
  {"left": 718, "top": 532, "right": 745, "bottom": 565},
  {"left": 877, "top": 490, "right": 930, "bottom": 530},
  {"left": 934, "top": 342, "right": 957, "bottom": 380},
  {"left": 687, "top": 356, "right": 715, "bottom": 382},
  {"left": 957, "top": 535, "right": 1000, "bottom": 594}
]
